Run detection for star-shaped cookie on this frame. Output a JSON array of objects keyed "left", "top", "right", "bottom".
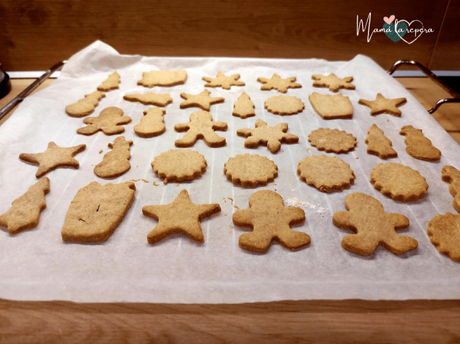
[
  {"left": 202, "top": 72, "right": 245, "bottom": 90},
  {"left": 142, "top": 189, "right": 221, "bottom": 244},
  {"left": 311, "top": 73, "right": 355, "bottom": 92},
  {"left": 180, "top": 90, "right": 225, "bottom": 111},
  {"left": 257, "top": 74, "right": 301, "bottom": 93},
  {"left": 358, "top": 93, "right": 407, "bottom": 116},
  {"left": 19, "top": 142, "right": 86, "bottom": 178}
]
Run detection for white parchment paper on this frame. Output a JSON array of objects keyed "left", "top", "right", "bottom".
[{"left": 1, "top": 41, "right": 460, "bottom": 303}]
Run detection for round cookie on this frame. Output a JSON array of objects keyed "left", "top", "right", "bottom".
[{"left": 224, "top": 154, "right": 278, "bottom": 187}]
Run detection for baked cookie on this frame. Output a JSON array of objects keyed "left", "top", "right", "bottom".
[
  {"left": 61, "top": 181, "right": 136, "bottom": 242},
  {"left": 365, "top": 124, "right": 397, "bottom": 159},
  {"left": 441, "top": 166, "right": 460, "bottom": 212},
  {"left": 297, "top": 155, "right": 355, "bottom": 192},
  {"left": 309, "top": 92, "right": 353, "bottom": 119},
  {"left": 308, "top": 128, "right": 357, "bottom": 154},
  {"left": 77, "top": 107, "right": 132, "bottom": 135},
  {"left": 312, "top": 73, "right": 355, "bottom": 92},
  {"left": 202, "top": 71, "right": 245, "bottom": 90},
  {"left": 233, "top": 190, "right": 310, "bottom": 252},
  {"left": 0, "top": 177, "right": 50, "bottom": 234},
  {"left": 142, "top": 189, "right": 221, "bottom": 244},
  {"left": 97, "top": 71, "right": 120, "bottom": 91},
  {"left": 174, "top": 110, "right": 227, "bottom": 147},
  {"left": 265, "top": 95, "right": 304, "bottom": 115},
  {"left": 257, "top": 74, "right": 301, "bottom": 93},
  {"left": 427, "top": 212, "right": 460, "bottom": 261},
  {"left": 134, "top": 107, "right": 166, "bottom": 138},
  {"left": 180, "top": 90, "right": 225, "bottom": 111},
  {"left": 224, "top": 154, "right": 278, "bottom": 187},
  {"left": 400, "top": 125, "right": 441, "bottom": 161},
  {"left": 232, "top": 92, "right": 255, "bottom": 119},
  {"left": 123, "top": 93, "right": 172, "bottom": 107},
  {"left": 20, "top": 142, "right": 86, "bottom": 178},
  {"left": 358, "top": 93, "right": 406, "bottom": 117},
  {"left": 65, "top": 91, "right": 105, "bottom": 117},
  {"left": 237, "top": 119, "right": 299, "bottom": 153},
  {"left": 151, "top": 149, "right": 207, "bottom": 184},
  {"left": 370, "top": 162, "right": 428, "bottom": 202},
  {"left": 333, "top": 192, "right": 417, "bottom": 256},
  {"left": 138, "top": 70, "right": 187, "bottom": 88},
  {"left": 94, "top": 136, "right": 133, "bottom": 178}
]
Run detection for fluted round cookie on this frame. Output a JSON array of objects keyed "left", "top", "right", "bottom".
[
  {"left": 265, "top": 95, "right": 304, "bottom": 115},
  {"left": 308, "top": 128, "right": 357, "bottom": 154},
  {"left": 224, "top": 154, "right": 278, "bottom": 187},
  {"left": 427, "top": 212, "right": 460, "bottom": 262}
]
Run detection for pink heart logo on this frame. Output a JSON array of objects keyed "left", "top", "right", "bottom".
[{"left": 384, "top": 15, "right": 395, "bottom": 24}]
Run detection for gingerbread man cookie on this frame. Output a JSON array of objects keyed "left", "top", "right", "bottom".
[
  {"left": 77, "top": 107, "right": 132, "bottom": 135},
  {"left": 202, "top": 71, "right": 245, "bottom": 90},
  {"left": 442, "top": 166, "right": 460, "bottom": 213},
  {"left": 312, "top": 73, "right": 355, "bottom": 92},
  {"left": 257, "top": 74, "right": 301, "bottom": 93},
  {"left": 400, "top": 125, "right": 441, "bottom": 161},
  {"left": 174, "top": 111, "right": 227, "bottom": 147}
]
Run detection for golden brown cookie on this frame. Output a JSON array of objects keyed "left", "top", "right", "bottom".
[
  {"left": 233, "top": 190, "right": 310, "bottom": 252},
  {"left": 312, "top": 73, "right": 355, "bottom": 92},
  {"left": 308, "top": 92, "right": 353, "bottom": 119},
  {"left": 297, "top": 155, "right": 355, "bottom": 192},
  {"left": 370, "top": 162, "right": 428, "bottom": 202},
  {"left": 365, "top": 124, "right": 397, "bottom": 159},
  {"left": 224, "top": 154, "right": 278, "bottom": 187},
  {"left": 123, "top": 93, "right": 172, "bottom": 106},
  {"left": 0, "top": 177, "right": 50, "bottom": 234},
  {"left": 442, "top": 166, "right": 460, "bottom": 213},
  {"left": 65, "top": 91, "right": 106, "bottom": 117},
  {"left": 151, "top": 149, "right": 207, "bottom": 184},
  {"left": 232, "top": 92, "right": 255, "bottom": 118},
  {"left": 19, "top": 142, "right": 86, "bottom": 178},
  {"left": 308, "top": 128, "right": 357, "bottom": 154},
  {"left": 61, "top": 181, "right": 136, "bottom": 242},
  {"left": 94, "top": 136, "right": 133, "bottom": 178},
  {"left": 142, "top": 189, "right": 221, "bottom": 244},
  {"left": 427, "top": 212, "right": 460, "bottom": 262},
  {"left": 137, "top": 70, "right": 187, "bottom": 88},
  {"left": 237, "top": 119, "right": 299, "bottom": 153},
  {"left": 180, "top": 89, "right": 225, "bottom": 111},
  {"left": 174, "top": 110, "right": 227, "bottom": 147},
  {"left": 77, "top": 107, "right": 132, "bottom": 135},
  {"left": 202, "top": 71, "right": 245, "bottom": 90},
  {"left": 257, "top": 74, "right": 301, "bottom": 93},
  {"left": 97, "top": 71, "right": 121, "bottom": 91},
  {"left": 134, "top": 107, "right": 167, "bottom": 138},
  {"left": 400, "top": 125, "right": 441, "bottom": 161},
  {"left": 264, "top": 95, "right": 304, "bottom": 115},
  {"left": 333, "top": 192, "right": 417, "bottom": 256},
  {"left": 358, "top": 93, "right": 407, "bottom": 117}
]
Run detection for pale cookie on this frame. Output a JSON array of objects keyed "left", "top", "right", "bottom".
[
  {"left": 309, "top": 92, "right": 353, "bottom": 119},
  {"left": 20, "top": 142, "right": 86, "bottom": 178},
  {"left": 77, "top": 107, "right": 132, "bottom": 135},
  {"left": 365, "top": 124, "right": 397, "bottom": 159},
  {"left": 359, "top": 93, "right": 406, "bottom": 117},
  {"left": 97, "top": 71, "right": 120, "bottom": 91},
  {"left": 308, "top": 128, "right": 357, "bottom": 154},
  {"left": 442, "top": 166, "right": 460, "bottom": 213},
  {"left": 297, "top": 155, "right": 355, "bottom": 192},
  {"left": 65, "top": 91, "right": 105, "bottom": 117},
  {"left": 265, "top": 95, "right": 304, "bottom": 115},
  {"left": 202, "top": 71, "right": 245, "bottom": 90},
  {"left": 175, "top": 110, "right": 227, "bottom": 147},
  {"left": 134, "top": 107, "right": 167, "bottom": 138},
  {"left": 400, "top": 125, "right": 441, "bottom": 161},
  {"left": 257, "top": 74, "right": 301, "bottom": 93},
  {"left": 224, "top": 154, "right": 278, "bottom": 187},
  {"left": 237, "top": 119, "right": 299, "bottom": 153},
  {"left": 333, "top": 193, "right": 417, "bottom": 256},
  {"left": 137, "top": 70, "right": 187, "bottom": 88},
  {"left": 142, "top": 189, "right": 221, "bottom": 244},
  {"left": 427, "top": 212, "right": 460, "bottom": 262},
  {"left": 180, "top": 89, "right": 225, "bottom": 111},
  {"left": 61, "top": 181, "right": 136, "bottom": 242},
  {"left": 94, "top": 136, "right": 133, "bottom": 178},
  {"left": 370, "top": 162, "right": 428, "bottom": 202},
  {"left": 233, "top": 190, "right": 310, "bottom": 253},
  {"left": 311, "top": 73, "right": 355, "bottom": 92},
  {"left": 0, "top": 177, "right": 50, "bottom": 234},
  {"left": 123, "top": 93, "right": 172, "bottom": 107},
  {"left": 232, "top": 92, "right": 255, "bottom": 118},
  {"left": 151, "top": 149, "right": 207, "bottom": 184}
]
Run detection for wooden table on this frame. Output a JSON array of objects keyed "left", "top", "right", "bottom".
[{"left": 1, "top": 78, "right": 460, "bottom": 343}]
